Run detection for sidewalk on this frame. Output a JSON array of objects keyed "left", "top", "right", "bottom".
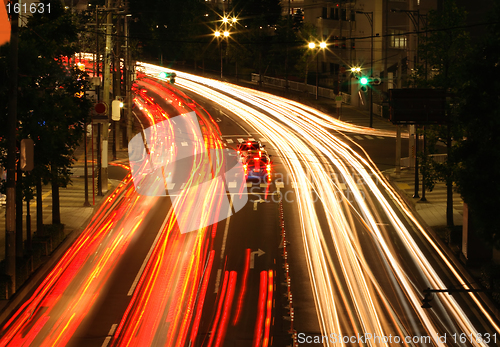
[{"left": 0, "top": 141, "right": 127, "bottom": 262}]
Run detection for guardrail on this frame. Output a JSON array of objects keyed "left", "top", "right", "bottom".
[{"left": 251, "top": 73, "right": 350, "bottom": 104}]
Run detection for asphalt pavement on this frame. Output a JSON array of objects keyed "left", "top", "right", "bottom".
[{"left": 1, "top": 72, "right": 484, "bottom": 335}]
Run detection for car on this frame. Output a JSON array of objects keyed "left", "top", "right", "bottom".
[
  {"left": 236, "top": 140, "right": 266, "bottom": 162},
  {"left": 242, "top": 151, "right": 272, "bottom": 182}
]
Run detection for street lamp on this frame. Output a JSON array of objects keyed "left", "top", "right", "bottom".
[
  {"left": 308, "top": 41, "right": 327, "bottom": 100},
  {"left": 356, "top": 11, "right": 374, "bottom": 128},
  {"left": 214, "top": 30, "right": 230, "bottom": 79}
]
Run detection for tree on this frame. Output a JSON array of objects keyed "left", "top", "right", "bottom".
[
  {"left": 0, "top": 1, "right": 91, "bottom": 228},
  {"left": 410, "top": 0, "right": 471, "bottom": 230},
  {"left": 454, "top": 0, "right": 500, "bottom": 248}
]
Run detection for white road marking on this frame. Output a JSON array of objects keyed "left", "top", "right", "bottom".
[
  {"left": 167, "top": 183, "right": 175, "bottom": 190},
  {"left": 365, "top": 135, "right": 374, "bottom": 140},
  {"left": 228, "top": 181, "right": 236, "bottom": 188},
  {"left": 250, "top": 249, "right": 265, "bottom": 269},
  {"left": 377, "top": 136, "right": 385, "bottom": 140},
  {"left": 275, "top": 182, "right": 284, "bottom": 189},
  {"left": 220, "top": 200, "right": 233, "bottom": 261},
  {"left": 101, "top": 324, "right": 118, "bottom": 347},
  {"left": 237, "top": 138, "right": 244, "bottom": 143},
  {"left": 354, "top": 135, "right": 364, "bottom": 140},
  {"left": 181, "top": 142, "right": 188, "bottom": 146},
  {"left": 108, "top": 324, "right": 118, "bottom": 336},
  {"left": 259, "top": 138, "right": 267, "bottom": 142},
  {"left": 101, "top": 337, "right": 111, "bottom": 347},
  {"left": 246, "top": 182, "right": 253, "bottom": 188},
  {"left": 249, "top": 137, "right": 255, "bottom": 141},
  {"left": 214, "top": 268, "right": 222, "bottom": 294},
  {"left": 128, "top": 207, "right": 172, "bottom": 296},
  {"left": 226, "top": 139, "right": 234, "bottom": 144},
  {"left": 215, "top": 201, "right": 233, "bottom": 293},
  {"left": 259, "top": 183, "right": 268, "bottom": 188}
]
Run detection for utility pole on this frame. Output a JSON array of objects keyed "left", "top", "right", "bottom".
[
  {"left": 124, "top": 14, "right": 133, "bottom": 145},
  {"left": 102, "top": 0, "right": 113, "bottom": 192},
  {"left": 369, "top": 15, "right": 373, "bottom": 128},
  {"left": 113, "top": 0, "right": 122, "bottom": 161},
  {"left": 6, "top": 1, "right": 19, "bottom": 296}
]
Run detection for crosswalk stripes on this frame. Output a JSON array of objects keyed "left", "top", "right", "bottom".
[
  {"left": 259, "top": 138, "right": 267, "bottom": 142},
  {"left": 348, "top": 134, "right": 389, "bottom": 141},
  {"left": 237, "top": 138, "right": 244, "bottom": 143},
  {"left": 226, "top": 139, "right": 234, "bottom": 144}
]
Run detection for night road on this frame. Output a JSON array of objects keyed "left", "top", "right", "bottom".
[{"left": 1, "top": 65, "right": 499, "bottom": 347}]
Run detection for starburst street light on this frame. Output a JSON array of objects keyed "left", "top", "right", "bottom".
[
  {"left": 308, "top": 41, "right": 327, "bottom": 100},
  {"left": 214, "top": 30, "right": 230, "bottom": 79}
]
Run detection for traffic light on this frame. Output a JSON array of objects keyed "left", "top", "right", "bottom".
[
  {"left": 360, "top": 76, "right": 369, "bottom": 92},
  {"left": 159, "top": 71, "right": 167, "bottom": 79},
  {"left": 358, "top": 76, "right": 382, "bottom": 91}
]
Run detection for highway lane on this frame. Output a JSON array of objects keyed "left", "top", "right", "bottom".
[
  {"left": 2, "top": 75, "right": 283, "bottom": 346},
  {"left": 141, "top": 64, "right": 500, "bottom": 346},
  {"left": 110, "top": 77, "right": 287, "bottom": 346}
]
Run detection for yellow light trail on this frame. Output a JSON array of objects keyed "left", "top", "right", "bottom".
[{"left": 134, "top": 63, "right": 498, "bottom": 346}]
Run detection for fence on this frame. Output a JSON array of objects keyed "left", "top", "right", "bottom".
[{"left": 251, "top": 73, "right": 351, "bottom": 104}]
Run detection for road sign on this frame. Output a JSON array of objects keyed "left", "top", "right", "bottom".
[{"left": 95, "top": 102, "right": 107, "bottom": 114}]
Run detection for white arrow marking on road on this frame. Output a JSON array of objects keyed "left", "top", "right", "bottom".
[
  {"left": 215, "top": 117, "right": 222, "bottom": 122},
  {"left": 253, "top": 199, "right": 265, "bottom": 210},
  {"left": 250, "top": 249, "right": 265, "bottom": 269}
]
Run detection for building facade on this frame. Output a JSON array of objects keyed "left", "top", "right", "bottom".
[{"left": 294, "top": 0, "right": 437, "bottom": 104}]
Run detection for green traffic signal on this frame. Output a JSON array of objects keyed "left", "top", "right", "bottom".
[
  {"left": 360, "top": 77, "right": 368, "bottom": 85},
  {"left": 159, "top": 71, "right": 167, "bottom": 79}
]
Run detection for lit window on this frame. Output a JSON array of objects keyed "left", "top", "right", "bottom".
[{"left": 390, "top": 30, "right": 407, "bottom": 48}]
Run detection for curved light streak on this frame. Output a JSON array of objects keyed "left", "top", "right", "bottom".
[{"left": 134, "top": 65, "right": 499, "bottom": 346}]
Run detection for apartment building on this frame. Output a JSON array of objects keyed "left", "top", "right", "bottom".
[{"left": 295, "top": 0, "right": 437, "bottom": 104}]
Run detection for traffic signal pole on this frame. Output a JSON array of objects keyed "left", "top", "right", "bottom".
[{"left": 369, "top": 15, "right": 373, "bottom": 128}]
